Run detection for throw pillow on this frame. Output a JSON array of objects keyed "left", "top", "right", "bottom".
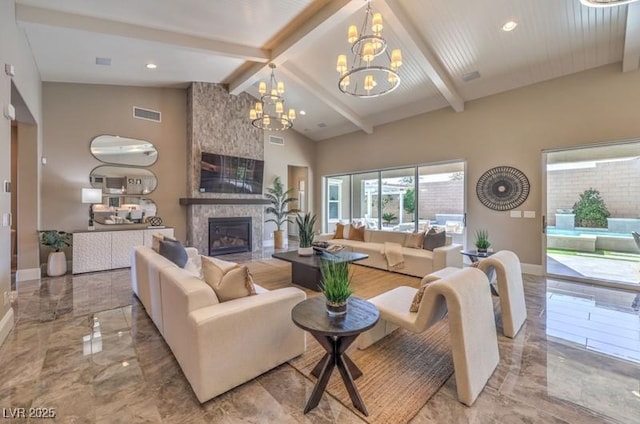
[
  {"left": 348, "top": 225, "right": 365, "bottom": 241},
  {"left": 423, "top": 228, "right": 446, "bottom": 251},
  {"left": 152, "top": 233, "right": 176, "bottom": 252},
  {"left": 410, "top": 285, "right": 427, "bottom": 313},
  {"left": 201, "top": 256, "right": 256, "bottom": 302},
  {"left": 183, "top": 257, "right": 203, "bottom": 279},
  {"left": 404, "top": 231, "right": 425, "bottom": 249},
  {"left": 158, "top": 238, "right": 188, "bottom": 268},
  {"left": 333, "top": 222, "right": 346, "bottom": 239}
]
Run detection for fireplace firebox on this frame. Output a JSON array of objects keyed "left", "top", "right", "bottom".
[{"left": 208, "top": 217, "right": 252, "bottom": 256}]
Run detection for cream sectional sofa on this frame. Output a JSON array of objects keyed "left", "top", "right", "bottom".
[
  {"left": 130, "top": 245, "right": 306, "bottom": 403},
  {"left": 317, "top": 226, "right": 463, "bottom": 277}
]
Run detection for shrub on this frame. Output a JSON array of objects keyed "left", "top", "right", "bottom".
[{"left": 573, "top": 188, "right": 610, "bottom": 228}]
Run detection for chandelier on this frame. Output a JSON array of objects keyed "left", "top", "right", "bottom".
[
  {"left": 249, "top": 63, "right": 296, "bottom": 131},
  {"left": 579, "top": 0, "right": 639, "bottom": 6},
  {"left": 336, "top": 0, "right": 403, "bottom": 98}
]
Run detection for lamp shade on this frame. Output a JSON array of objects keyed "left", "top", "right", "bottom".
[{"left": 82, "top": 188, "right": 102, "bottom": 204}]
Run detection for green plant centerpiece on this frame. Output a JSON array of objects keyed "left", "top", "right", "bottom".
[
  {"left": 39, "top": 230, "right": 72, "bottom": 277},
  {"left": 320, "top": 257, "right": 353, "bottom": 316},
  {"left": 295, "top": 212, "right": 316, "bottom": 256},
  {"left": 264, "top": 176, "right": 298, "bottom": 249},
  {"left": 474, "top": 229, "right": 491, "bottom": 253},
  {"left": 573, "top": 188, "right": 610, "bottom": 228}
]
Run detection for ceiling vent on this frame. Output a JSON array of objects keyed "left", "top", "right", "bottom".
[
  {"left": 269, "top": 135, "right": 284, "bottom": 146},
  {"left": 317, "top": 122, "right": 328, "bottom": 128},
  {"left": 461, "top": 71, "right": 481, "bottom": 82},
  {"left": 133, "top": 107, "right": 161, "bottom": 123},
  {"left": 95, "top": 57, "right": 111, "bottom": 66}
]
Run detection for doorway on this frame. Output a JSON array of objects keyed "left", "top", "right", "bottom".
[
  {"left": 287, "top": 165, "right": 309, "bottom": 240},
  {"left": 543, "top": 141, "right": 640, "bottom": 291}
]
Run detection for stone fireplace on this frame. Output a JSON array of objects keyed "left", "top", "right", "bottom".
[
  {"left": 184, "top": 82, "right": 266, "bottom": 254},
  {"left": 208, "top": 217, "right": 252, "bottom": 256}
]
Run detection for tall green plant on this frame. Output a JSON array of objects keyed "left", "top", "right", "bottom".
[
  {"left": 264, "top": 176, "right": 298, "bottom": 230},
  {"left": 573, "top": 188, "right": 610, "bottom": 228},
  {"left": 320, "top": 258, "right": 352, "bottom": 305},
  {"left": 403, "top": 188, "right": 416, "bottom": 215},
  {"left": 39, "top": 230, "right": 72, "bottom": 252},
  {"left": 296, "top": 212, "right": 316, "bottom": 248}
]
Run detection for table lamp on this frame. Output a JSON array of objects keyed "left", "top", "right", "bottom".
[{"left": 82, "top": 188, "right": 103, "bottom": 230}]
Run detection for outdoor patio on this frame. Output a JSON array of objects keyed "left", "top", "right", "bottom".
[{"left": 547, "top": 250, "right": 640, "bottom": 286}]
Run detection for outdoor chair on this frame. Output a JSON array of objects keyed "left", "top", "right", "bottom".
[
  {"left": 358, "top": 267, "right": 499, "bottom": 406},
  {"left": 476, "top": 250, "right": 527, "bottom": 338}
]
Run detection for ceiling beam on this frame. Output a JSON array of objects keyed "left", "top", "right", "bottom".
[
  {"left": 15, "top": 4, "right": 269, "bottom": 63},
  {"left": 380, "top": 0, "right": 464, "bottom": 112},
  {"left": 623, "top": 2, "right": 640, "bottom": 72},
  {"left": 227, "top": 0, "right": 364, "bottom": 95},
  {"left": 280, "top": 63, "right": 374, "bottom": 134}
]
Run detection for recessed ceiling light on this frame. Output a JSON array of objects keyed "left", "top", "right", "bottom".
[
  {"left": 146, "top": 63, "right": 157, "bottom": 69},
  {"left": 299, "top": 110, "right": 306, "bottom": 116},
  {"left": 502, "top": 20, "right": 518, "bottom": 32}
]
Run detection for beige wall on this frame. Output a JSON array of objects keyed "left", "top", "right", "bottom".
[
  {"left": 17, "top": 123, "right": 39, "bottom": 270},
  {"left": 0, "top": 0, "right": 43, "bottom": 334},
  {"left": 42, "top": 83, "right": 188, "bottom": 242},
  {"left": 315, "top": 63, "right": 640, "bottom": 267},
  {"left": 264, "top": 131, "right": 316, "bottom": 240}
]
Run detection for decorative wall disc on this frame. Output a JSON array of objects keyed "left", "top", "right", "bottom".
[{"left": 476, "top": 166, "right": 530, "bottom": 211}]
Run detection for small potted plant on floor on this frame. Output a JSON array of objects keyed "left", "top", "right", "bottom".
[
  {"left": 296, "top": 212, "right": 316, "bottom": 256},
  {"left": 475, "top": 229, "right": 491, "bottom": 254},
  {"left": 265, "top": 176, "right": 298, "bottom": 249},
  {"left": 320, "top": 257, "right": 352, "bottom": 317},
  {"left": 39, "top": 230, "right": 72, "bottom": 277}
]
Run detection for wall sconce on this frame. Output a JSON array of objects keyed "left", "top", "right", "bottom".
[{"left": 82, "top": 188, "right": 103, "bottom": 230}]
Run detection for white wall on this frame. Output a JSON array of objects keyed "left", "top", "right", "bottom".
[
  {"left": 0, "top": 0, "right": 43, "bottom": 342},
  {"left": 315, "top": 63, "right": 640, "bottom": 267}
]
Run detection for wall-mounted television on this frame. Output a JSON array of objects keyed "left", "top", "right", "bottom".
[{"left": 199, "top": 152, "right": 264, "bottom": 194}]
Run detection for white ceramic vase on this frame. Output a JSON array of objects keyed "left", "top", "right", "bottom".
[
  {"left": 298, "top": 246, "right": 314, "bottom": 256},
  {"left": 47, "top": 251, "right": 67, "bottom": 277}
]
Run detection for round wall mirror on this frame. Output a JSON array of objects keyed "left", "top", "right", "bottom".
[
  {"left": 90, "top": 165, "right": 158, "bottom": 195},
  {"left": 90, "top": 135, "right": 158, "bottom": 166}
]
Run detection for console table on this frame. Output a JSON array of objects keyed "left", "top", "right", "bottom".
[{"left": 72, "top": 227, "right": 173, "bottom": 274}]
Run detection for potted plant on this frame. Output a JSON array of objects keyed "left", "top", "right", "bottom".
[
  {"left": 264, "top": 176, "right": 298, "bottom": 249},
  {"left": 296, "top": 212, "right": 316, "bottom": 256},
  {"left": 39, "top": 230, "right": 72, "bottom": 277},
  {"left": 320, "top": 257, "right": 353, "bottom": 316},
  {"left": 475, "top": 229, "right": 491, "bottom": 254},
  {"left": 382, "top": 212, "right": 397, "bottom": 227}
]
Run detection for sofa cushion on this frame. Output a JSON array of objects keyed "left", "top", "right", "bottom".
[
  {"left": 333, "top": 222, "right": 346, "bottom": 239},
  {"left": 348, "top": 225, "right": 365, "bottom": 241},
  {"left": 404, "top": 231, "right": 425, "bottom": 249},
  {"left": 201, "top": 256, "right": 257, "bottom": 302},
  {"left": 159, "top": 238, "right": 188, "bottom": 268},
  {"left": 423, "top": 228, "right": 446, "bottom": 251}
]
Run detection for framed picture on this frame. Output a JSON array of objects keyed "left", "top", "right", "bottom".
[{"left": 127, "top": 178, "right": 135, "bottom": 184}]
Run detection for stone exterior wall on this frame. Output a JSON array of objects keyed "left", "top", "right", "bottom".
[
  {"left": 546, "top": 158, "right": 640, "bottom": 226},
  {"left": 186, "top": 82, "right": 265, "bottom": 253}
]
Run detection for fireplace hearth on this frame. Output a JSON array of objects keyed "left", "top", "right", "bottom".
[{"left": 208, "top": 217, "right": 252, "bottom": 256}]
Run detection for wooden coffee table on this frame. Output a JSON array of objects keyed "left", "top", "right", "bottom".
[
  {"left": 272, "top": 250, "right": 368, "bottom": 291},
  {"left": 291, "top": 296, "right": 379, "bottom": 415}
]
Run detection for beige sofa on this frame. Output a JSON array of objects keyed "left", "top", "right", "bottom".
[
  {"left": 130, "top": 246, "right": 306, "bottom": 403},
  {"left": 317, "top": 226, "right": 462, "bottom": 277}
]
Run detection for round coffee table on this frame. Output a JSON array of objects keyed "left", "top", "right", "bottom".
[{"left": 291, "top": 296, "right": 379, "bottom": 416}]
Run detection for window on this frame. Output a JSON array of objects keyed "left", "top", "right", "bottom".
[{"left": 328, "top": 179, "right": 342, "bottom": 222}]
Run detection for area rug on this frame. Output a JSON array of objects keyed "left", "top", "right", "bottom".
[
  {"left": 288, "top": 320, "right": 454, "bottom": 424},
  {"left": 247, "top": 258, "right": 455, "bottom": 423}
]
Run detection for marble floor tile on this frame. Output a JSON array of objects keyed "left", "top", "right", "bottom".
[{"left": 0, "top": 259, "right": 638, "bottom": 423}]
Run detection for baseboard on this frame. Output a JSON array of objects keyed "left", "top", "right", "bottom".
[
  {"left": 521, "top": 263, "right": 543, "bottom": 276},
  {"left": 16, "top": 267, "right": 41, "bottom": 282},
  {"left": 0, "top": 308, "right": 14, "bottom": 348}
]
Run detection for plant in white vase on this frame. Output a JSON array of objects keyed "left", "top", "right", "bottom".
[
  {"left": 296, "top": 212, "right": 316, "bottom": 256},
  {"left": 39, "top": 230, "right": 72, "bottom": 277}
]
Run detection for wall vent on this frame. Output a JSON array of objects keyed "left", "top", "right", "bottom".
[
  {"left": 269, "top": 135, "right": 284, "bottom": 146},
  {"left": 133, "top": 106, "right": 161, "bottom": 122}
]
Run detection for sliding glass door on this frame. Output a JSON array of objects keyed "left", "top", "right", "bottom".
[
  {"left": 323, "top": 161, "right": 466, "bottom": 246},
  {"left": 543, "top": 141, "right": 640, "bottom": 290}
]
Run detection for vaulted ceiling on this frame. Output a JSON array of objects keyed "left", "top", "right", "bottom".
[{"left": 14, "top": 0, "right": 640, "bottom": 140}]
